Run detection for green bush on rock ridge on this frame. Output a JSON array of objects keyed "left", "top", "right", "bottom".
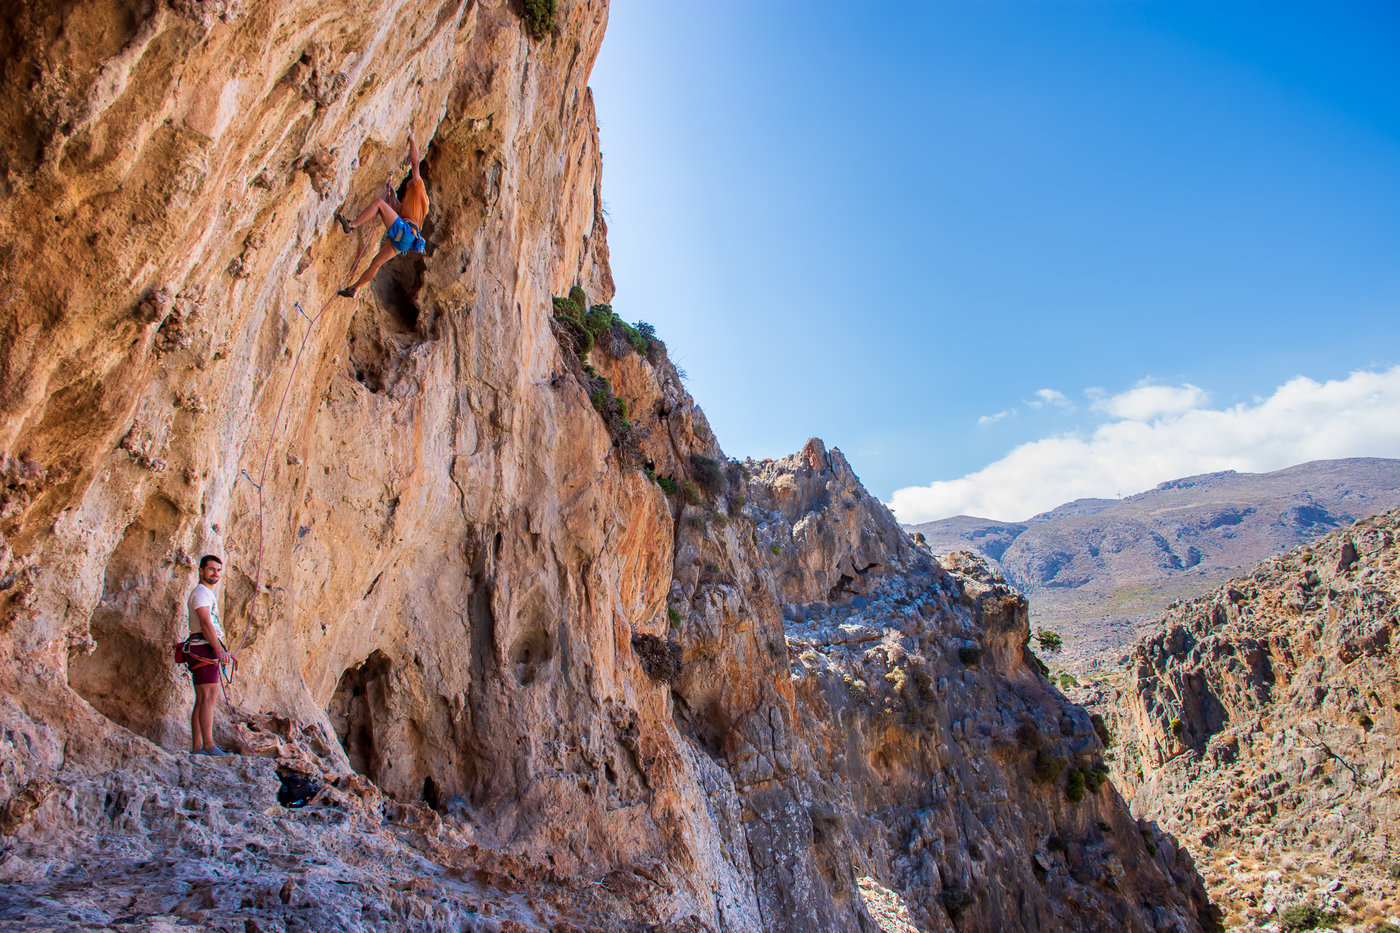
[{"left": 551, "top": 290, "right": 660, "bottom": 363}]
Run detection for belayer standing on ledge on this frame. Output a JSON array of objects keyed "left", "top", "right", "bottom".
[
  {"left": 183, "top": 554, "right": 234, "bottom": 756},
  {"left": 335, "top": 129, "right": 429, "bottom": 299}
]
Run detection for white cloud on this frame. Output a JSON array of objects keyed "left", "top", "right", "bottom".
[
  {"left": 1028, "top": 388, "right": 1071, "bottom": 409},
  {"left": 889, "top": 366, "right": 1400, "bottom": 524},
  {"left": 1091, "top": 382, "right": 1209, "bottom": 420},
  {"left": 978, "top": 408, "right": 1015, "bottom": 425}
]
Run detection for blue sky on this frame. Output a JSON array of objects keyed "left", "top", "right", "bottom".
[{"left": 588, "top": 1, "right": 1400, "bottom": 521}]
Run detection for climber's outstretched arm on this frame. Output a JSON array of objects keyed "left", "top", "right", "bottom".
[{"left": 408, "top": 130, "right": 421, "bottom": 180}]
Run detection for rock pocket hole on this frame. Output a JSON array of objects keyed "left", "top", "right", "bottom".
[
  {"left": 422, "top": 776, "right": 442, "bottom": 810},
  {"left": 327, "top": 650, "right": 393, "bottom": 779},
  {"left": 509, "top": 623, "right": 554, "bottom": 686},
  {"left": 371, "top": 255, "right": 425, "bottom": 334}
]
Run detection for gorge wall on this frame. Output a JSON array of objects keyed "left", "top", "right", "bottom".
[
  {"left": 1082, "top": 510, "right": 1400, "bottom": 929},
  {"left": 1, "top": 2, "right": 1214, "bottom": 930}
]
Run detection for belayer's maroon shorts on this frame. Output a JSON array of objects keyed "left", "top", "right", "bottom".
[{"left": 185, "top": 641, "right": 222, "bottom": 685}]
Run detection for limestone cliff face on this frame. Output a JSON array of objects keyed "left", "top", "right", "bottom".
[
  {"left": 1, "top": 3, "right": 1211, "bottom": 931},
  {"left": 1083, "top": 510, "right": 1400, "bottom": 929}
]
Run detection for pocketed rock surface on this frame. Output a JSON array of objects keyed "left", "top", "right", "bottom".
[
  {"left": 2, "top": 1, "right": 1211, "bottom": 930},
  {"left": 1080, "top": 509, "right": 1400, "bottom": 930}
]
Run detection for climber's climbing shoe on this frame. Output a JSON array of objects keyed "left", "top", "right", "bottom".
[
  {"left": 337, "top": 286, "right": 357, "bottom": 299},
  {"left": 334, "top": 211, "right": 353, "bottom": 235}
]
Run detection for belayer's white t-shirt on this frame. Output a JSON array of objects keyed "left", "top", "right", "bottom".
[{"left": 188, "top": 583, "right": 224, "bottom": 641}]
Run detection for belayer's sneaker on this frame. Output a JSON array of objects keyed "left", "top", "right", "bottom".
[
  {"left": 337, "top": 286, "right": 357, "bottom": 299},
  {"left": 334, "top": 211, "right": 353, "bottom": 235},
  {"left": 199, "top": 747, "right": 228, "bottom": 757}
]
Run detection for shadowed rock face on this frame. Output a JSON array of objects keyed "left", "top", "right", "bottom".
[
  {"left": 0, "top": 2, "right": 1212, "bottom": 930},
  {"left": 1079, "top": 509, "right": 1400, "bottom": 929},
  {"left": 742, "top": 446, "right": 1213, "bottom": 933}
]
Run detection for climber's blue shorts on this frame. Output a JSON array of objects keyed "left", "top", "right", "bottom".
[{"left": 386, "top": 217, "right": 424, "bottom": 255}]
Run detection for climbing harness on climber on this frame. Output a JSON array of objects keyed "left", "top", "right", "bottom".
[
  {"left": 334, "top": 128, "right": 430, "bottom": 299},
  {"left": 179, "top": 554, "right": 235, "bottom": 755}
]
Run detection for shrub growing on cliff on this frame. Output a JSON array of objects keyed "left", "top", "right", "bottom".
[
  {"left": 631, "top": 633, "right": 682, "bottom": 684},
  {"left": 939, "top": 888, "right": 975, "bottom": 918},
  {"left": 1091, "top": 713, "right": 1115, "bottom": 748},
  {"left": 583, "top": 373, "right": 632, "bottom": 440},
  {"left": 679, "top": 478, "right": 702, "bottom": 507},
  {"left": 1016, "top": 721, "right": 1041, "bottom": 751},
  {"left": 1084, "top": 766, "right": 1110, "bottom": 793},
  {"left": 657, "top": 475, "right": 678, "bottom": 496},
  {"left": 667, "top": 605, "right": 682, "bottom": 629},
  {"left": 521, "top": 0, "right": 556, "bottom": 39},
  {"left": 584, "top": 303, "right": 614, "bottom": 343},
  {"left": 1066, "top": 769, "right": 1086, "bottom": 803},
  {"left": 910, "top": 667, "right": 936, "bottom": 704},
  {"left": 551, "top": 294, "right": 593, "bottom": 358},
  {"left": 583, "top": 303, "right": 656, "bottom": 358},
  {"left": 1035, "top": 628, "right": 1063, "bottom": 654},
  {"left": 688, "top": 454, "right": 726, "bottom": 500},
  {"left": 1033, "top": 753, "right": 1065, "bottom": 784},
  {"left": 551, "top": 292, "right": 660, "bottom": 363}
]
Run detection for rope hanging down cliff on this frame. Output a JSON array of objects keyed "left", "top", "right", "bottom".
[
  {"left": 223, "top": 129, "right": 431, "bottom": 710},
  {"left": 227, "top": 233, "right": 374, "bottom": 692}
]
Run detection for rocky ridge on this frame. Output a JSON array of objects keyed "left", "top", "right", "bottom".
[
  {"left": 1, "top": 1, "right": 1211, "bottom": 930},
  {"left": 906, "top": 459, "right": 1400, "bottom": 669},
  {"left": 1078, "top": 510, "right": 1400, "bottom": 930}
]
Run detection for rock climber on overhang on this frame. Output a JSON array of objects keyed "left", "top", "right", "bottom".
[{"left": 334, "top": 129, "right": 429, "bottom": 299}]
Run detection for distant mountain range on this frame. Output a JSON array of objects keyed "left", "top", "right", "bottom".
[{"left": 904, "top": 458, "right": 1400, "bottom": 667}]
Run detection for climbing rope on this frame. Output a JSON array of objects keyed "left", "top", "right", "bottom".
[{"left": 220, "top": 229, "right": 376, "bottom": 709}]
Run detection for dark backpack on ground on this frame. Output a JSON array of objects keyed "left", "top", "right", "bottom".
[{"left": 277, "top": 772, "right": 320, "bottom": 809}]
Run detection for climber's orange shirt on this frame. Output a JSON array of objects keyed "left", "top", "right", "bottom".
[{"left": 400, "top": 176, "right": 429, "bottom": 227}]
